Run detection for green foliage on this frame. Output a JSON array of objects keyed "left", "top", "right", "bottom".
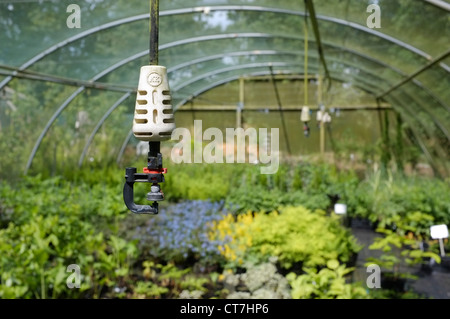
[
  {"left": 211, "top": 206, "right": 361, "bottom": 270},
  {"left": 1, "top": 160, "right": 448, "bottom": 299},
  {"left": 286, "top": 260, "right": 368, "bottom": 299},
  {"left": 132, "top": 281, "right": 169, "bottom": 299},
  {"left": 346, "top": 169, "right": 450, "bottom": 229},
  {"left": 163, "top": 163, "right": 234, "bottom": 202},
  {"left": 226, "top": 185, "right": 330, "bottom": 214},
  {"left": 248, "top": 206, "right": 362, "bottom": 269},
  {"left": 132, "top": 261, "right": 211, "bottom": 299},
  {"left": 366, "top": 226, "right": 441, "bottom": 281},
  {"left": 0, "top": 175, "right": 134, "bottom": 299}
]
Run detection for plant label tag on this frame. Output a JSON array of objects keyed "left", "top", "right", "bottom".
[
  {"left": 334, "top": 203, "right": 347, "bottom": 215},
  {"left": 430, "top": 224, "right": 449, "bottom": 239}
]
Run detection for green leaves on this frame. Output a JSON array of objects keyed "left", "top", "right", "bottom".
[
  {"left": 287, "top": 261, "right": 368, "bottom": 299},
  {"left": 348, "top": 171, "right": 450, "bottom": 230},
  {"left": 213, "top": 206, "right": 361, "bottom": 270},
  {"left": 0, "top": 176, "right": 135, "bottom": 299}
]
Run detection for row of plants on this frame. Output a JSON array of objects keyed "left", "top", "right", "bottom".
[
  {"left": 133, "top": 201, "right": 366, "bottom": 299},
  {"left": 1, "top": 160, "right": 448, "bottom": 298},
  {"left": 0, "top": 176, "right": 232, "bottom": 299}
]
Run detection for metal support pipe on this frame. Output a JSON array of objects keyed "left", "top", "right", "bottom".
[
  {"left": 305, "top": 0, "right": 331, "bottom": 89},
  {"left": 303, "top": 10, "right": 309, "bottom": 106},
  {"left": 318, "top": 76, "right": 325, "bottom": 156},
  {"left": 149, "top": 0, "right": 161, "bottom": 166},
  {"left": 269, "top": 65, "right": 292, "bottom": 155},
  {"left": 377, "top": 49, "right": 450, "bottom": 99},
  {"left": 150, "top": 0, "right": 159, "bottom": 65},
  {"left": 237, "top": 77, "right": 244, "bottom": 128},
  {"left": 0, "top": 65, "right": 135, "bottom": 93}
]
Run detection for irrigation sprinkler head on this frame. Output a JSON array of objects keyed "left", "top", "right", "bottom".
[
  {"left": 123, "top": 143, "right": 168, "bottom": 215},
  {"left": 124, "top": 65, "right": 175, "bottom": 215},
  {"left": 301, "top": 105, "right": 311, "bottom": 123},
  {"left": 132, "top": 65, "right": 175, "bottom": 141},
  {"left": 301, "top": 105, "right": 311, "bottom": 137}
]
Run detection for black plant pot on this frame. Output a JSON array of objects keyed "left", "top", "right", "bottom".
[
  {"left": 381, "top": 273, "right": 406, "bottom": 292},
  {"left": 440, "top": 256, "right": 450, "bottom": 271}
]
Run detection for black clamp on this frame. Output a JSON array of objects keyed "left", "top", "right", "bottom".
[{"left": 123, "top": 142, "right": 166, "bottom": 214}]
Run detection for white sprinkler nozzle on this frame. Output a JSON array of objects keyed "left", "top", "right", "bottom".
[
  {"left": 132, "top": 65, "right": 175, "bottom": 141},
  {"left": 316, "top": 110, "right": 324, "bottom": 122},
  {"left": 301, "top": 105, "right": 311, "bottom": 122}
]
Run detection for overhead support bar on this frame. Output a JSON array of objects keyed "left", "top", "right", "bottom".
[
  {"left": 3, "top": 47, "right": 446, "bottom": 113},
  {"left": 175, "top": 105, "right": 392, "bottom": 111},
  {"left": 424, "top": 0, "right": 450, "bottom": 11},
  {"left": 0, "top": 64, "right": 135, "bottom": 93},
  {"left": 173, "top": 67, "right": 381, "bottom": 111},
  {"left": 377, "top": 49, "right": 450, "bottom": 99}
]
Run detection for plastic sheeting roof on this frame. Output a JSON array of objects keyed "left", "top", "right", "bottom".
[{"left": 0, "top": 0, "right": 448, "bottom": 175}]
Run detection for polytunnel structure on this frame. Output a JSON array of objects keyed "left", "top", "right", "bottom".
[
  {"left": 2, "top": 0, "right": 450, "bottom": 302},
  {"left": 0, "top": 0, "right": 449, "bottom": 177}
]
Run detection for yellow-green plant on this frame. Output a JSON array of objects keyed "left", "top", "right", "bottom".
[
  {"left": 133, "top": 261, "right": 211, "bottom": 299},
  {"left": 286, "top": 260, "right": 368, "bottom": 299},
  {"left": 208, "top": 212, "right": 254, "bottom": 267},
  {"left": 366, "top": 210, "right": 441, "bottom": 280},
  {"left": 366, "top": 227, "right": 441, "bottom": 281},
  {"left": 209, "top": 206, "right": 361, "bottom": 270}
]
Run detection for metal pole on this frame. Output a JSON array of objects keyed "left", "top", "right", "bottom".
[
  {"left": 237, "top": 77, "right": 244, "bottom": 128},
  {"left": 305, "top": 0, "right": 331, "bottom": 90},
  {"left": 377, "top": 49, "right": 450, "bottom": 99},
  {"left": 269, "top": 65, "right": 292, "bottom": 155},
  {"left": 439, "top": 238, "right": 446, "bottom": 257},
  {"left": 149, "top": 0, "right": 160, "bottom": 156},
  {"left": 303, "top": 12, "right": 308, "bottom": 106},
  {"left": 149, "top": 0, "right": 159, "bottom": 66},
  {"left": 318, "top": 75, "right": 325, "bottom": 155}
]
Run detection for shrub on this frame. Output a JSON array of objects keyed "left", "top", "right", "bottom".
[
  {"left": 346, "top": 170, "right": 450, "bottom": 231},
  {"left": 210, "top": 206, "right": 362, "bottom": 270},
  {"left": 0, "top": 176, "right": 136, "bottom": 298},
  {"left": 286, "top": 260, "right": 368, "bottom": 299},
  {"left": 225, "top": 185, "right": 330, "bottom": 214}
]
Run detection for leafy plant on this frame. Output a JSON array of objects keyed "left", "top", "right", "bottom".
[
  {"left": 365, "top": 226, "right": 441, "bottom": 282},
  {"left": 131, "top": 261, "right": 211, "bottom": 299},
  {"left": 225, "top": 185, "right": 330, "bottom": 214},
  {"left": 0, "top": 176, "right": 136, "bottom": 299},
  {"left": 286, "top": 260, "right": 368, "bottom": 299},
  {"left": 210, "top": 206, "right": 362, "bottom": 270},
  {"left": 346, "top": 169, "right": 450, "bottom": 228}
]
